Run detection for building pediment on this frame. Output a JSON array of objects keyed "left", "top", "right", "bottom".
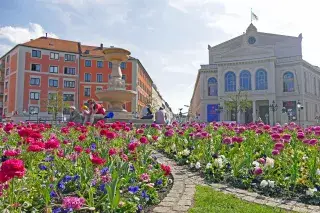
[{"left": 214, "top": 45, "right": 275, "bottom": 62}]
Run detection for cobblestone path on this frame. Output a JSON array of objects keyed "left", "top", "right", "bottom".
[{"left": 152, "top": 151, "right": 320, "bottom": 213}]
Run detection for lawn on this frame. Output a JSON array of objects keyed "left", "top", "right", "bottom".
[{"left": 189, "top": 185, "right": 291, "bottom": 213}]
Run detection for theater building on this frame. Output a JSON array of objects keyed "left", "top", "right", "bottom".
[{"left": 190, "top": 24, "right": 320, "bottom": 126}]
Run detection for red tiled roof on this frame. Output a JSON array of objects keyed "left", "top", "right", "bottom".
[
  {"left": 80, "top": 45, "right": 104, "bottom": 57},
  {"left": 22, "top": 37, "right": 80, "bottom": 53}
]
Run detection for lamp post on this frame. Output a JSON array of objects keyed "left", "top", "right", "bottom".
[
  {"left": 269, "top": 100, "right": 278, "bottom": 126},
  {"left": 297, "top": 100, "right": 304, "bottom": 126}
]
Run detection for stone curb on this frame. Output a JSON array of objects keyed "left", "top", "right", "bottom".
[{"left": 151, "top": 152, "right": 320, "bottom": 213}]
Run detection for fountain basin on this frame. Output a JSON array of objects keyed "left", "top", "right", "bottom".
[
  {"left": 95, "top": 89, "right": 136, "bottom": 112},
  {"left": 103, "top": 48, "right": 131, "bottom": 62}
]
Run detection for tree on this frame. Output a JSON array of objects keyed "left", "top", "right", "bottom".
[
  {"left": 224, "top": 89, "right": 252, "bottom": 123},
  {"left": 41, "top": 90, "right": 69, "bottom": 122}
]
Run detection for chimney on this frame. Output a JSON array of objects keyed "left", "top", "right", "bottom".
[
  {"left": 45, "top": 33, "right": 48, "bottom": 38},
  {"left": 100, "top": 43, "right": 103, "bottom": 49}
]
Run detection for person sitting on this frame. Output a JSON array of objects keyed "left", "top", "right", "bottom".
[
  {"left": 141, "top": 104, "right": 153, "bottom": 119},
  {"left": 82, "top": 105, "right": 90, "bottom": 124},
  {"left": 68, "top": 106, "right": 82, "bottom": 123}
]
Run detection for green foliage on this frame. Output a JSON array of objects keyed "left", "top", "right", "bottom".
[
  {"left": 224, "top": 89, "right": 252, "bottom": 114},
  {"left": 41, "top": 90, "right": 69, "bottom": 121},
  {"left": 189, "top": 185, "right": 287, "bottom": 213}
]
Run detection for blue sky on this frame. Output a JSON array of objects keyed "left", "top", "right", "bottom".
[{"left": 0, "top": 0, "right": 320, "bottom": 113}]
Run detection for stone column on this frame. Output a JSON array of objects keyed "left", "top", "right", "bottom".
[
  {"left": 252, "top": 100, "right": 256, "bottom": 122},
  {"left": 268, "top": 99, "right": 274, "bottom": 126}
]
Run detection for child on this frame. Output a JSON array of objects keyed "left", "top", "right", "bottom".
[{"left": 82, "top": 105, "right": 90, "bottom": 125}]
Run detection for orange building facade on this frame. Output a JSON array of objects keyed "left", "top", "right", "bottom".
[{"left": 0, "top": 36, "right": 153, "bottom": 117}]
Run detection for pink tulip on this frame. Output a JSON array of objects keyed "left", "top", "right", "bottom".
[{"left": 254, "top": 167, "right": 263, "bottom": 175}]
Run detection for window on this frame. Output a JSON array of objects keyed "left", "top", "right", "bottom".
[
  {"left": 240, "top": 70, "right": 251, "bottom": 90},
  {"left": 30, "top": 92, "right": 40, "bottom": 100},
  {"left": 49, "top": 66, "right": 58, "bottom": 73},
  {"left": 50, "top": 52, "right": 59, "bottom": 60},
  {"left": 65, "top": 54, "right": 76, "bottom": 61},
  {"left": 85, "top": 60, "right": 92, "bottom": 67},
  {"left": 255, "top": 69, "right": 268, "bottom": 90},
  {"left": 64, "top": 80, "right": 75, "bottom": 88},
  {"left": 63, "top": 94, "right": 74, "bottom": 101},
  {"left": 283, "top": 72, "right": 294, "bottom": 92},
  {"left": 97, "top": 61, "right": 103, "bottom": 68},
  {"left": 84, "top": 88, "right": 91, "bottom": 97},
  {"left": 122, "top": 75, "right": 126, "bottom": 81},
  {"left": 85, "top": 73, "right": 91, "bottom": 82},
  {"left": 64, "top": 67, "right": 76, "bottom": 75},
  {"left": 29, "top": 106, "right": 39, "bottom": 114},
  {"left": 31, "top": 64, "right": 40, "bottom": 72},
  {"left": 108, "top": 62, "right": 112, "bottom": 68},
  {"left": 5, "top": 81, "right": 8, "bottom": 89},
  {"left": 97, "top": 74, "right": 103, "bottom": 82},
  {"left": 208, "top": 77, "right": 218, "bottom": 96},
  {"left": 32, "top": 50, "right": 41, "bottom": 58},
  {"left": 5, "top": 68, "right": 9, "bottom": 76},
  {"left": 225, "top": 71, "right": 236, "bottom": 92},
  {"left": 49, "top": 79, "right": 58, "bottom": 87},
  {"left": 6, "top": 55, "right": 10, "bottom": 63},
  {"left": 4, "top": 95, "right": 7, "bottom": 102},
  {"left": 30, "top": 78, "right": 40, "bottom": 86},
  {"left": 120, "top": 62, "right": 126, "bottom": 69}
]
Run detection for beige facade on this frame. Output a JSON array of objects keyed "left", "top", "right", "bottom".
[
  {"left": 152, "top": 83, "right": 174, "bottom": 122},
  {"left": 190, "top": 24, "right": 320, "bottom": 126}
]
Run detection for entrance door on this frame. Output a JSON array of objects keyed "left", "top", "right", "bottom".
[
  {"left": 259, "top": 106, "right": 269, "bottom": 124},
  {"left": 207, "top": 104, "right": 220, "bottom": 122}
]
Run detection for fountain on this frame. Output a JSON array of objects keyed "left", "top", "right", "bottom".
[{"left": 95, "top": 47, "right": 137, "bottom": 120}]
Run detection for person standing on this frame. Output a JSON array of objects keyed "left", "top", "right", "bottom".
[{"left": 155, "top": 107, "right": 166, "bottom": 124}]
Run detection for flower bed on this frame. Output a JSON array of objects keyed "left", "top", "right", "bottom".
[
  {"left": 154, "top": 122, "right": 320, "bottom": 206},
  {"left": 0, "top": 121, "right": 172, "bottom": 212}
]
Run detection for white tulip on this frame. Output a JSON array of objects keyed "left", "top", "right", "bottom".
[
  {"left": 214, "top": 158, "right": 223, "bottom": 168},
  {"left": 317, "top": 169, "right": 320, "bottom": 175},
  {"left": 265, "top": 157, "right": 275, "bottom": 168},
  {"left": 306, "top": 188, "right": 317, "bottom": 196},
  {"left": 268, "top": 180, "right": 275, "bottom": 188},
  {"left": 195, "top": 162, "right": 201, "bottom": 169},
  {"left": 260, "top": 180, "right": 268, "bottom": 188},
  {"left": 206, "top": 163, "right": 212, "bottom": 169},
  {"left": 252, "top": 161, "right": 260, "bottom": 168}
]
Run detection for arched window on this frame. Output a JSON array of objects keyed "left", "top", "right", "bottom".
[
  {"left": 283, "top": 72, "right": 294, "bottom": 92},
  {"left": 255, "top": 69, "right": 268, "bottom": 90},
  {"left": 225, "top": 71, "right": 236, "bottom": 92},
  {"left": 208, "top": 77, "right": 218, "bottom": 96},
  {"left": 240, "top": 70, "right": 251, "bottom": 90}
]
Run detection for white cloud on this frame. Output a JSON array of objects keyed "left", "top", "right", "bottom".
[
  {"left": 0, "top": 23, "right": 58, "bottom": 44},
  {"left": 0, "top": 44, "right": 12, "bottom": 57}
]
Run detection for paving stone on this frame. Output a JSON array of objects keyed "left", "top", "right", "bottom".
[
  {"left": 153, "top": 206, "right": 172, "bottom": 213},
  {"left": 241, "top": 196, "right": 256, "bottom": 202},
  {"left": 177, "top": 200, "right": 192, "bottom": 206},
  {"left": 158, "top": 201, "right": 175, "bottom": 207},
  {"left": 162, "top": 197, "right": 178, "bottom": 202},
  {"left": 265, "top": 201, "right": 280, "bottom": 207},
  {"left": 253, "top": 199, "right": 267, "bottom": 205},
  {"left": 277, "top": 204, "right": 293, "bottom": 210},
  {"left": 172, "top": 205, "right": 190, "bottom": 212},
  {"left": 292, "top": 207, "right": 310, "bottom": 213}
]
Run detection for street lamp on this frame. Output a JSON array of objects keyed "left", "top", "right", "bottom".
[
  {"left": 269, "top": 100, "right": 278, "bottom": 126},
  {"left": 297, "top": 100, "right": 304, "bottom": 126}
]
